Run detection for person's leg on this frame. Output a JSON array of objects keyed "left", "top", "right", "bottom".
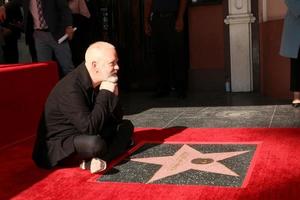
[
  {"left": 170, "top": 30, "right": 188, "bottom": 98},
  {"left": 167, "top": 15, "right": 189, "bottom": 98},
  {"left": 102, "top": 120, "right": 134, "bottom": 162},
  {"left": 151, "top": 16, "right": 171, "bottom": 96},
  {"left": 290, "top": 55, "right": 300, "bottom": 106},
  {"left": 73, "top": 135, "right": 107, "bottom": 159},
  {"left": 3, "top": 35, "right": 19, "bottom": 63},
  {"left": 33, "top": 31, "right": 53, "bottom": 61},
  {"left": 0, "top": 46, "right": 4, "bottom": 64},
  {"left": 53, "top": 41, "right": 74, "bottom": 76},
  {"left": 27, "top": 37, "right": 37, "bottom": 62},
  {"left": 72, "top": 134, "right": 108, "bottom": 173},
  {"left": 294, "top": 92, "right": 300, "bottom": 102},
  {"left": 61, "top": 120, "right": 133, "bottom": 172}
]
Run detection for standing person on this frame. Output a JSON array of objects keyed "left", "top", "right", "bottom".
[
  {"left": 0, "top": 0, "right": 5, "bottom": 63},
  {"left": 0, "top": 0, "right": 23, "bottom": 63},
  {"left": 144, "top": 0, "right": 189, "bottom": 98},
  {"left": 0, "top": 25, "right": 4, "bottom": 63},
  {"left": 32, "top": 42, "right": 134, "bottom": 174},
  {"left": 68, "top": 0, "right": 91, "bottom": 66},
  {"left": 280, "top": 0, "right": 300, "bottom": 107},
  {"left": 0, "top": 0, "right": 75, "bottom": 76}
]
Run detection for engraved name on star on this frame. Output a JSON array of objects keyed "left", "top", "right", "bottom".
[{"left": 130, "top": 144, "right": 249, "bottom": 183}]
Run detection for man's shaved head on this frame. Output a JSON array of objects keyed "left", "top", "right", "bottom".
[
  {"left": 84, "top": 41, "right": 119, "bottom": 87},
  {"left": 85, "top": 42, "right": 115, "bottom": 66}
]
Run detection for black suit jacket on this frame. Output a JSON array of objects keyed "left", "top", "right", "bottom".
[
  {"left": 4, "top": 0, "right": 72, "bottom": 40},
  {"left": 1, "top": 0, "right": 23, "bottom": 39},
  {"left": 32, "top": 63, "right": 123, "bottom": 168}
]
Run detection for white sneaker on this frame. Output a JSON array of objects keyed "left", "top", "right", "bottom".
[
  {"left": 79, "top": 158, "right": 107, "bottom": 174},
  {"left": 90, "top": 158, "right": 107, "bottom": 173}
]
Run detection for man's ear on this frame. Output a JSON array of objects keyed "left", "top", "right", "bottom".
[{"left": 92, "top": 61, "right": 98, "bottom": 73}]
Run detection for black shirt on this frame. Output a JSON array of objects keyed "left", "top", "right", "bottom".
[{"left": 152, "top": 0, "right": 179, "bottom": 12}]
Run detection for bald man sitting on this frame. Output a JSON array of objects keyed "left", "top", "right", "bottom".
[{"left": 32, "top": 42, "right": 134, "bottom": 174}]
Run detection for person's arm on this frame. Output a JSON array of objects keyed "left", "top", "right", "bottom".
[
  {"left": 175, "top": 0, "right": 187, "bottom": 32},
  {"left": 0, "top": 0, "right": 22, "bottom": 23},
  {"left": 59, "top": 86, "right": 120, "bottom": 135},
  {"left": 100, "top": 81, "right": 123, "bottom": 121},
  {"left": 144, "top": 0, "right": 152, "bottom": 36},
  {"left": 57, "top": 0, "right": 74, "bottom": 39},
  {"left": 3, "top": 5, "right": 23, "bottom": 33},
  {"left": 0, "top": 6, "right": 6, "bottom": 22},
  {"left": 285, "top": 0, "right": 300, "bottom": 17},
  {"left": 79, "top": 0, "right": 91, "bottom": 18}
]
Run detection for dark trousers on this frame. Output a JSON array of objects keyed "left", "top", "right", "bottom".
[
  {"left": 151, "top": 13, "right": 188, "bottom": 94},
  {"left": 290, "top": 50, "right": 300, "bottom": 91},
  {"left": 2, "top": 34, "right": 19, "bottom": 63},
  {"left": 66, "top": 120, "right": 133, "bottom": 164},
  {"left": 27, "top": 37, "right": 37, "bottom": 62},
  {"left": 69, "top": 14, "right": 91, "bottom": 66}
]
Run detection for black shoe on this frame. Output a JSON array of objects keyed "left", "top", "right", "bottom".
[
  {"left": 152, "top": 90, "right": 170, "bottom": 98},
  {"left": 292, "top": 102, "right": 300, "bottom": 108},
  {"left": 177, "top": 91, "right": 187, "bottom": 99},
  {"left": 127, "top": 138, "right": 135, "bottom": 149}
]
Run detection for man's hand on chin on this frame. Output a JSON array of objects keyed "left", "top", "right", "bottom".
[
  {"left": 99, "top": 81, "right": 117, "bottom": 93},
  {"left": 99, "top": 75, "right": 119, "bottom": 95}
]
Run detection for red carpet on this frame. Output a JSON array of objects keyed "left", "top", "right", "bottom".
[{"left": 1, "top": 128, "right": 300, "bottom": 200}]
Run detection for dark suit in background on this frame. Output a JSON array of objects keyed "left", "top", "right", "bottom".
[
  {"left": 1, "top": 0, "right": 22, "bottom": 63},
  {"left": 68, "top": 0, "right": 91, "bottom": 66},
  {"left": 3, "top": 0, "right": 74, "bottom": 76},
  {"left": 0, "top": 25, "right": 4, "bottom": 63},
  {"left": 144, "top": 0, "right": 189, "bottom": 98}
]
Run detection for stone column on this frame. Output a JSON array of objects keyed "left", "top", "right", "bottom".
[{"left": 224, "top": 0, "right": 256, "bottom": 92}]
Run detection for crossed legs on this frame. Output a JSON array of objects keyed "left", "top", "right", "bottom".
[{"left": 68, "top": 120, "right": 134, "bottom": 173}]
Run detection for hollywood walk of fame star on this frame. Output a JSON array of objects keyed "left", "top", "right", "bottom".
[{"left": 130, "top": 144, "right": 250, "bottom": 183}]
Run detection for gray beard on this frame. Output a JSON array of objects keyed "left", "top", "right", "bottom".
[{"left": 106, "top": 75, "right": 118, "bottom": 83}]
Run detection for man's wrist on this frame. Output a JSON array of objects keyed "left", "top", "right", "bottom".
[
  {"left": 65, "top": 26, "right": 73, "bottom": 31},
  {"left": 103, "top": 80, "right": 117, "bottom": 84},
  {"left": 99, "top": 81, "right": 117, "bottom": 92}
]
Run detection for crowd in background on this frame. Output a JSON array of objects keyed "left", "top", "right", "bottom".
[
  {"left": 0, "top": 0, "right": 98, "bottom": 68},
  {"left": 0, "top": 0, "right": 189, "bottom": 98}
]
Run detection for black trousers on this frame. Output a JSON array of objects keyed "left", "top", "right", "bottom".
[
  {"left": 61, "top": 120, "right": 133, "bottom": 165},
  {"left": 151, "top": 13, "right": 188, "bottom": 94},
  {"left": 69, "top": 14, "right": 91, "bottom": 66},
  {"left": 2, "top": 34, "right": 19, "bottom": 63},
  {"left": 290, "top": 50, "right": 300, "bottom": 92}
]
